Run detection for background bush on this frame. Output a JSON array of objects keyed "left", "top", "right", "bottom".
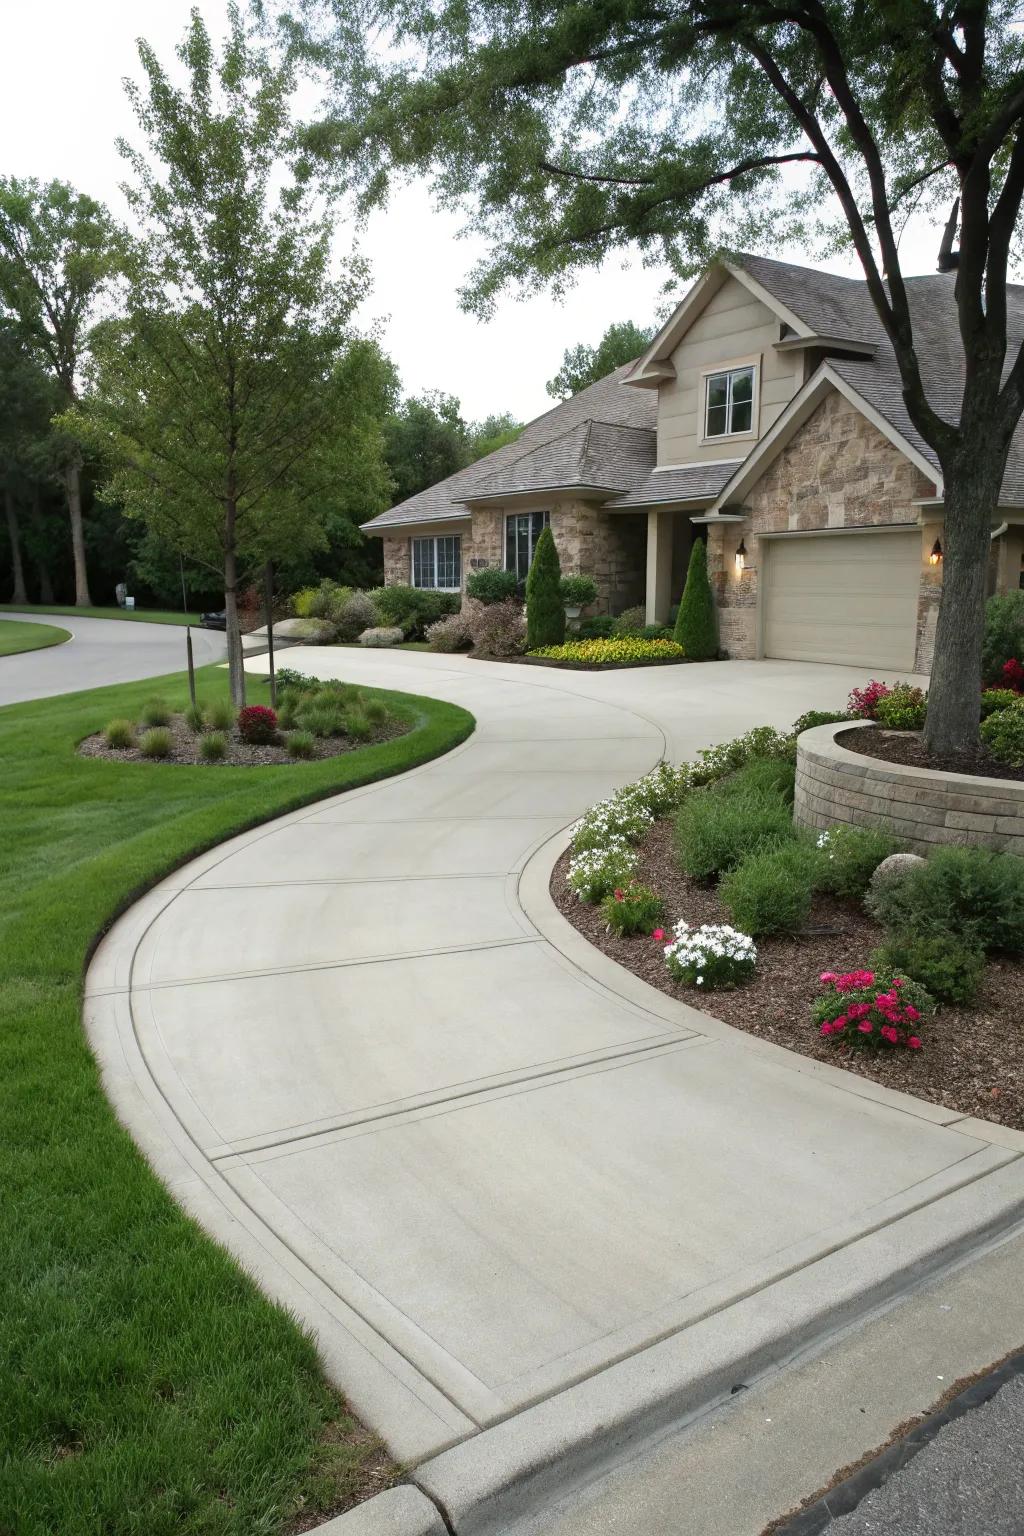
[
  {"left": 980, "top": 699, "right": 1024, "bottom": 765},
  {"left": 871, "top": 931, "right": 985, "bottom": 1005},
  {"left": 719, "top": 841, "right": 820, "bottom": 935},
  {"left": 369, "top": 584, "right": 459, "bottom": 638},
  {"left": 792, "top": 708, "right": 852, "bottom": 735},
  {"left": 981, "top": 688, "right": 1021, "bottom": 718},
  {"left": 874, "top": 684, "right": 928, "bottom": 731},
  {"left": 866, "top": 845, "right": 1024, "bottom": 954},
  {"left": 526, "top": 526, "right": 566, "bottom": 649},
  {"left": 816, "top": 824, "right": 903, "bottom": 899},
  {"left": 613, "top": 605, "right": 646, "bottom": 633},
  {"left": 426, "top": 612, "right": 474, "bottom": 652},
  {"left": 466, "top": 568, "right": 518, "bottom": 604},
  {"left": 673, "top": 539, "right": 718, "bottom": 660},
  {"left": 468, "top": 597, "right": 527, "bottom": 655},
  {"left": 982, "top": 590, "right": 1024, "bottom": 685},
  {"left": 579, "top": 614, "right": 616, "bottom": 639},
  {"left": 674, "top": 785, "right": 793, "bottom": 880},
  {"left": 720, "top": 756, "right": 797, "bottom": 804},
  {"left": 334, "top": 591, "right": 378, "bottom": 641},
  {"left": 358, "top": 626, "right": 404, "bottom": 647}
]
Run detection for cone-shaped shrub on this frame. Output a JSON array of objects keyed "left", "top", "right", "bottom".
[
  {"left": 526, "top": 526, "right": 566, "bottom": 649},
  {"left": 674, "top": 538, "right": 718, "bottom": 659}
]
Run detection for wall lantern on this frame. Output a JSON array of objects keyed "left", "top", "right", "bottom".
[
  {"left": 735, "top": 537, "right": 747, "bottom": 574},
  {"left": 929, "top": 538, "right": 943, "bottom": 566}
]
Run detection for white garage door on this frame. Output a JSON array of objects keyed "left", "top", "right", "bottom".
[{"left": 762, "top": 530, "right": 920, "bottom": 670}]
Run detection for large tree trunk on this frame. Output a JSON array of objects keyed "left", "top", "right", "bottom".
[
  {"left": 224, "top": 503, "right": 246, "bottom": 708},
  {"left": 4, "top": 487, "right": 28, "bottom": 605},
  {"left": 922, "top": 454, "right": 1004, "bottom": 755},
  {"left": 63, "top": 461, "right": 91, "bottom": 607}
]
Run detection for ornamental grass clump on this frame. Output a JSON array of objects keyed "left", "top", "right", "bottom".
[
  {"left": 566, "top": 844, "right": 638, "bottom": 903},
  {"left": 140, "top": 698, "right": 171, "bottom": 727},
  {"left": 184, "top": 703, "right": 206, "bottom": 733},
  {"left": 139, "top": 727, "right": 172, "bottom": 759},
  {"left": 718, "top": 840, "right": 821, "bottom": 935},
  {"left": 815, "top": 824, "right": 903, "bottom": 900},
  {"left": 207, "top": 698, "right": 236, "bottom": 731},
  {"left": 525, "top": 526, "right": 566, "bottom": 649},
  {"left": 600, "top": 882, "right": 665, "bottom": 936},
  {"left": 812, "top": 969, "right": 933, "bottom": 1051},
  {"left": 199, "top": 731, "right": 226, "bottom": 762},
  {"left": 286, "top": 730, "right": 316, "bottom": 759},
  {"left": 104, "top": 718, "right": 134, "bottom": 749},
  {"left": 663, "top": 921, "right": 756, "bottom": 989},
  {"left": 530, "top": 636, "right": 684, "bottom": 663}
]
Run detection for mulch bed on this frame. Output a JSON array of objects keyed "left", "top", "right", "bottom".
[
  {"left": 552, "top": 817, "right": 1024, "bottom": 1130},
  {"left": 78, "top": 713, "right": 409, "bottom": 767},
  {"left": 842, "top": 724, "right": 1024, "bottom": 782}
]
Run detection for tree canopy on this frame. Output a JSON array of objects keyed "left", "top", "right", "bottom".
[
  {"left": 269, "top": 0, "right": 1024, "bottom": 751},
  {"left": 547, "top": 320, "right": 654, "bottom": 399}
]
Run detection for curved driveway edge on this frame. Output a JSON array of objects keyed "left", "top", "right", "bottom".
[{"left": 84, "top": 648, "right": 1024, "bottom": 1532}]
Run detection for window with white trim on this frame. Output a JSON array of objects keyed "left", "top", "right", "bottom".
[
  {"left": 411, "top": 535, "right": 462, "bottom": 590},
  {"left": 704, "top": 365, "right": 756, "bottom": 438},
  {"left": 504, "top": 511, "right": 550, "bottom": 583}
]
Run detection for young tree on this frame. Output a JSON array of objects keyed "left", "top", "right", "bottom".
[
  {"left": 674, "top": 540, "right": 719, "bottom": 661},
  {"left": 75, "top": 6, "right": 373, "bottom": 703},
  {"left": 547, "top": 321, "right": 655, "bottom": 400},
  {"left": 0, "top": 179, "right": 120, "bottom": 606},
  {"left": 525, "top": 525, "right": 565, "bottom": 649},
  {"left": 274, "top": 0, "right": 1024, "bottom": 752}
]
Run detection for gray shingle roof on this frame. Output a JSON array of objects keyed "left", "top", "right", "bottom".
[
  {"left": 361, "top": 365, "right": 656, "bottom": 531},
  {"left": 470, "top": 419, "right": 655, "bottom": 498},
  {"left": 608, "top": 460, "right": 740, "bottom": 509}
]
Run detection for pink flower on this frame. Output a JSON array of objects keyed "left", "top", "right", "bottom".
[
  {"left": 820, "top": 1022, "right": 834, "bottom": 1036},
  {"left": 904, "top": 1005, "right": 920, "bottom": 1021},
  {"left": 819, "top": 971, "right": 838, "bottom": 983},
  {"left": 891, "top": 978, "right": 904, "bottom": 989},
  {"left": 847, "top": 1002, "right": 871, "bottom": 1019},
  {"left": 651, "top": 928, "right": 665, "bottom": 941},
  {"left": 907, "top": 1036, "right": 923, "bottom": 1050},
  {"left": 880, "top": 1025, "right": 899, "bottom": 1044},
  {"left": 858, "top": 1021, "right": 873, "bottom": 1034},
  {"left": 613, "top": 889, "right": 624, "bottom": 902},
  {"left": 833, "top": 1015, "right": 849, "bottom": 1028}
]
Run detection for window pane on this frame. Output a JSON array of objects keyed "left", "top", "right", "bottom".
[
  {"left": 730, "top": 368, "right": 754, "bottom": 404},
  {"left": 730, "top": 399, "right": 752, "bottom": 433},
  {"left": 412, "top": 538, "right": 435, "bottom": 589},
  {"left": 706, "top": 402, "right": 729, "bottom": 437},
  {"left": 436, "top": 536, "right": 460, "bottom": 589},
  {"left": 517, "top": 517, "right": 530, "bottom": 580},
  {"left": 506, "top": 517, "right": 517, "bottom": 573},
  {"left": 706, "top": 374, "right": 728, "bottom": 410}
]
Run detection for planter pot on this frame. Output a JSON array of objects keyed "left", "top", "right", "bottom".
[{"left": 563, "top": 604, "right": 582, "bottom": 620}]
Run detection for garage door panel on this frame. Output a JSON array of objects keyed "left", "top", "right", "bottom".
[{"left": 763, "top": 532, "right": 920, "bottom": 671}]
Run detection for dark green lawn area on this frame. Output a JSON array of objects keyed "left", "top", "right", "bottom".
[
  {"left": 0, "top": 603, "right": 201, "bottom": 626},
  {"left": 0, "top": 666, "right": 474, "bottom": 1536},
  {"left": 0, "top": 619, "right": 71, "bottom": 656}
]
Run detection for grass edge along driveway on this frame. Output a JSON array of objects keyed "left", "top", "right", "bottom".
[
  {"left": 0, "top": 665, "right": 474, "bottom": 1536},
  {"left": 0, "top": 618, "right": 72, "bottom": 656},
  {"left": 0, "top": 603, "right": 201, "bottom": 626}
]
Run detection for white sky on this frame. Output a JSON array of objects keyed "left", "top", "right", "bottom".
[{"left": 3, "top": 1, "right": 942, "bottom": 424}]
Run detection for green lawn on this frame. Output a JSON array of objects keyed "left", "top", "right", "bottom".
[
  {"left": 0, "top": 667, "right": 474, "bottom": 1536},
  {"left": 0, "top": 603, "right": 201, "bottom": 626},
  {"left": 0, "top": 618, "right": 71, "bottom": 656}
]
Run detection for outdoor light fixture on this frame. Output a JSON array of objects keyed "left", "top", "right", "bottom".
[
  {"left": 929, "top": 538, "right": 943, "bottom": 566},
  {"left": 735, "top": 537, "right": 747, "bottom": 574}
]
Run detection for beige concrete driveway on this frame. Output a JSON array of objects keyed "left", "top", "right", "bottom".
[{"left": 85, "top": 650, "right": 1024, "bottom": 1519}]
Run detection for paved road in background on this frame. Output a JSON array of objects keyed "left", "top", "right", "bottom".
[
  {"left": 0, "top": 611, "right": 227, "bottom": 706},
  {"left": 824, "top": 1374, "right": 1024, "bottom": 1536}
]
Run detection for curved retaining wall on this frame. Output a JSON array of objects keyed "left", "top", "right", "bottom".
[{"left": 794, "top": 722, "right": 1024, "bottom": 856}]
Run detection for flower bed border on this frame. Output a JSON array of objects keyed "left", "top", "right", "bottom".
[
  {"left": 795, "top": 722, "right": 1024, "bottom": 856},
  {"left": 466, "top": 652, "right": 698, "bottom": 671}
]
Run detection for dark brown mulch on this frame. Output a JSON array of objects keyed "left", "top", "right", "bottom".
[
  {"left": 551, "top": 817, "right": 1024, "bottom": 1130},
  {"left": 841, "top": 724, "right": 1024, "bottom": 782},
  {"left": 78, "top": 712, "right": 409, "bottom": 767}
]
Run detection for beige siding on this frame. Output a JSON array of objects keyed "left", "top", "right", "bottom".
[{"left": 657, "top": 276, "right": 802, "bottom": 466}]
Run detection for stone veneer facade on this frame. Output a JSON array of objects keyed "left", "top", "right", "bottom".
[
  {"left": 706, "top": 390, "right": 940, "bottom": 672},
  {"left": 381, "top": 501, "right": 647, "bottom": 615},
  {"left": 795, "top": 722, "right": 1024, "bottom": 856}
]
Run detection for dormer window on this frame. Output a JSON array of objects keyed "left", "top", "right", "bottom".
[{"left": 704, "top": 363, "right": 756, "bottom": 438}]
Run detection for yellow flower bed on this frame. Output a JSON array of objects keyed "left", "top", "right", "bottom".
[{"left": 530, "top": 636, "right": 686, "bottom": 663}]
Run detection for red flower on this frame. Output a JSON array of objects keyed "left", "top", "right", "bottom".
[
  {"left": 651, "top": 928, "right": 666, "bottom": 941},
  {"left": 858, "top": 1021, "right": 873, "bottom": 1034},
  {"left": 1002, "top": 658, "right": 1024, "bottom": 692},
  {"left": 880, "top": 1025, "right": 899, "bottom": 1044},
  {"left": 904, "top": 1005, "right": 920, "bottom": 1021},
  {"left": 613, "top": 888, "right": 624, "bottom": 902},
  {"left": 907, "top": 1036, "right": 923, "bottom": 1050},
  {"left": 820, "top": 1022, "right": 834, "bottom": 1036}
]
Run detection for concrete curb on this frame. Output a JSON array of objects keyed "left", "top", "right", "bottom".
[
  {"left": 310, "top": 1485, "right": 448, "bottom": 1536},
  {"left": 412, "top": 1170, "right": 1024, "bottom": 1535}
]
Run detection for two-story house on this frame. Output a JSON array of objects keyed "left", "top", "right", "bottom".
[{"left": 362, "top": 252, "right": 1024, "bottom": 674}]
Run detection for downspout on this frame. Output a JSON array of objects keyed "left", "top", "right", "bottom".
[{"left": 991, "top": 522, "right": 1008, "bottom": 540}]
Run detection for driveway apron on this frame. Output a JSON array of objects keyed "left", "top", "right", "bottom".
[{"left": 85, "top": 651, "right": 1024, "bottom": 1474}]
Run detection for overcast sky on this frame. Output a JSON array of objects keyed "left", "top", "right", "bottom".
[{"left": 4, "top": 1, "right": 943, "bottom": 425}]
